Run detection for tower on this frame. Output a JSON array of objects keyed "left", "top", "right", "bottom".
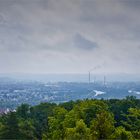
[
  {"left": 104, "top": 76, "right": 106, "bottom": 86},
  {"left": 89, "top": 71, "right": 91, "bottom": 83}
]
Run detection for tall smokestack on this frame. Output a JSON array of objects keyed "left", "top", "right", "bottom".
[
  {"left": 89, "top": 72, "right": 91, "bottom": 83},
  {"left": 104, "top": 76, "right": 106, "bottom": 86}
]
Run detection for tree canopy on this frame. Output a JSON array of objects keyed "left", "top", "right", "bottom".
[{"left": 0, "top": 96, "right": 140, "bottom": 139}]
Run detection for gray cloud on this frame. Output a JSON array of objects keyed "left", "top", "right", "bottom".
[
  {"left": 0, "top": 0, "right": 140, "bottom": 74},
  {"left": 74, "top": 34, "right": 98, "bottom": 50}
]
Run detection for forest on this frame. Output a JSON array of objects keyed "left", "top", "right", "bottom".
[{"left": 0, "top": 96, "right": 140, "bottom": 140}]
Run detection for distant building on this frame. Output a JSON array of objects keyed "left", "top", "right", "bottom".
[{"left": 0, "top": 108, "right": 11, "bottom": 115}]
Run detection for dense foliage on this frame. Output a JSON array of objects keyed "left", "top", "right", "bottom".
[{"left": 0, "top": 96, "right": 140, "bottom": 140}]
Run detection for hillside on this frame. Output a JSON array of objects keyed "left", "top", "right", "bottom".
[{"left": 0, "top": 96, "right": 140, "bottom": 139}]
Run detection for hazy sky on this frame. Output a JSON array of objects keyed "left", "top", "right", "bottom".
[{"left": 0, "top": 0, "right": 140, "bottom": 74}]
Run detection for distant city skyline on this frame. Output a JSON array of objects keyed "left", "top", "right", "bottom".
[{"left": 0, "top": 0, "right": 140, "bottom": 74}]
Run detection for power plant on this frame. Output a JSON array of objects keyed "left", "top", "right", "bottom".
[{"left": 88, "top": 64, "right": 106, "bottom": 86}]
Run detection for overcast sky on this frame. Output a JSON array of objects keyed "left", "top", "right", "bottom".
[{"left": 0, "top": 0, "right": 140, "bottom": 74}]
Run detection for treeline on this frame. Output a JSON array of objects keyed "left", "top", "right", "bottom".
[{"left": 0, "top": 96, "right": 140, "bottom": 139}]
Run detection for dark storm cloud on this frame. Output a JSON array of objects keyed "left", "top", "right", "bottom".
[{"left": 74, "top": 34, "right": 98, "bottom": 50}]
